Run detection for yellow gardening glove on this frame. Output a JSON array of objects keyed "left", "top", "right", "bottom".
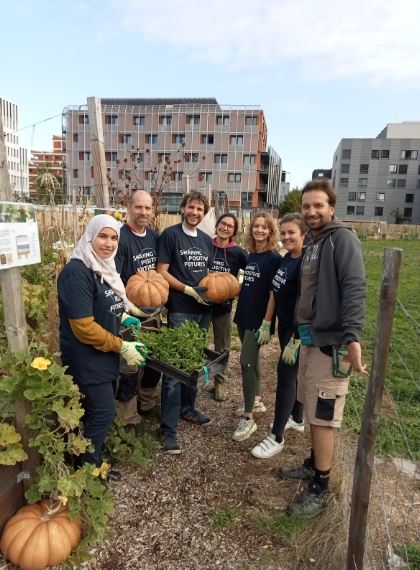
[
  {"left": 255, "top": 320, "right": 271, "bottom": 345},
  {"left": 282, "top": 338, "right": 301, "bottom": 365},
  {"left": 130, "top": 305, "right": 162, "bottom": 318},
  {"left": 184, "top": 285, "right": 210, "bottom": 305},
  {"left": 119, "top": 341, "right": 146, "bottom": 367}
]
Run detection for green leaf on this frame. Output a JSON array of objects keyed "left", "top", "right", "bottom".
[
  {"left": 0, "top": 443, "right": 28, "bottom": 465},
  {"left": 0, "top": 423, "right": 22, "bottom": 446},
  {"left": 58, "top": 469, "right": 87, "bottom": 498},
  {"left": 52, "top": 398, "right": 85, "bottom": 430}
]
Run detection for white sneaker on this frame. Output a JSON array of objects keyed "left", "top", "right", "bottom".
[
  {"left": 232, "top": 417, "right": 257, "bottom": 441},
  {"left": 236, "top": 400, "right": 267, "bottom": 417},
  {"left": 269, "top": 417, "right": 305, "bottom": 433},
  {"left": 251, "top": 434, "right": 284, "bottom": 459}
]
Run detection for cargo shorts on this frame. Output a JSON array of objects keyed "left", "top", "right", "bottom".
[{"left": 297, "top": 345, "right": 349, "bottom": 428}]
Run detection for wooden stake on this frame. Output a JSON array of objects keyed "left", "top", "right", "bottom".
[
  {"left": 87, "top": 96, "right": 109, "bottom": 208},
  {"left": 347, "top": 247, "right": 403, "bottom": 570}
]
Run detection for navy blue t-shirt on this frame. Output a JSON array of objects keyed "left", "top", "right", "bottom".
[
  {"left": 158, "top": 223, "right": 212, "bottom": 314},
  {"left": 210, "top": 242, "right": 248, "bottom": 315},
  {"left": 271, "top": 252, "right": 303, "bottom": 326},
  {"left": 115, "top": 224, "right": 159, "bottom": 285},
  {"left": 234, "top": 250, "right": 282, "bottom": 331},
  {"left": 58, "top": 259, "right": 124, "bottom": 386}
]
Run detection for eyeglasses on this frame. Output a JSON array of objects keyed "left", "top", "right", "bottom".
[{"left": 218, "top": 221, "right": 235, "bottom": 230}]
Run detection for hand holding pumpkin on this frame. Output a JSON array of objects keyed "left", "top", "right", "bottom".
[{"left": 184, "top": 285, "right": 211, "bottom": 305}]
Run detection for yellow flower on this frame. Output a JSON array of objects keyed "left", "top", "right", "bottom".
[
  {"left": 91, "top": 467, "right": 101, "bottom": 477},
  {"left": 30, "top": 357, "right": 52, "bottom": 371},
  {"left": 99, "top": 461, "right": 110, "bottom": 480},
  {"left": 58, "top": 495, "right": 68, "bottom": 506}
]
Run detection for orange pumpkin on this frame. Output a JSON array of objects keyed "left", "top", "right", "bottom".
[
  {"left": 126, "top": 270, "right": 169, "bottom": 307},
  {"left": 199, "top": 272, "right": 240, "bottom": 303},
  {"left": 0, "top": 500, "right": 81, "bottom": 570}
]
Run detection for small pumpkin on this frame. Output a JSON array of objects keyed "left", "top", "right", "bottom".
[
  {"left": 126, "top": 269, "right": 169, "bottom": 307},
  {"left": 199, "top": 272, "right": 240, "bottom": 303},
  {"left": 0, "top": 500, "right": 81, "bottom": 570}
]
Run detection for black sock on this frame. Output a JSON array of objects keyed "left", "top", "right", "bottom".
[
  {"left": 275, "top": 433, "right": 284, "bottom": 444},
  {"left": 303, "top": 449, "right": 315, "bottom": 470},
  {"left": 313, "top": 468, "right": 330, "bottom": 493}
]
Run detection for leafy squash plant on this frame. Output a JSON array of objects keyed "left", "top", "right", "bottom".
[{"left": 0, "top": 343, "right": 114, "bottom": 565}]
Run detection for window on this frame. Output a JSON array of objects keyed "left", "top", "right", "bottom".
[
  {"left": 72, "top": 168, "right": 78, "bottom": 178},
  {"left": 187, "top": 114, "right": 200, "bottom": 125},
  {"left": 387, "top": 179, "right": 396, "bottom": 187},
  {"left": 159, "top": 115, "right": 172, "bottom": 126},
  {"left": 78, "top": 151, "right": 91, "bottom": 161},
  {"left": 356, "top": 206, "right": 365, "bottom": 215},
  {"left": 376, "top": 192, "right": 385, "bottom": 201},
  {"left": 245, "top": 116, "right": 257, "bottom": 126},
  {"left": 228, "top": 173, "right": 242, "bottom": 183},
  {"left": 405, "top": 193, "right": 414, "bottom": 203},
  {"left": 357, "top": 192, "right": 366, "bottom": 201},
  {"left": 340, "top": 178, "right": 349, "bottom": 187},
  {"left": 145, "top": 134, "right": 158, "bottom": 144},
  {"left": 131, "top": 152, "right": 143, "bottom": 163},
  {"left": 145, "top": 170, "right": 157, "bottom": 182},
  {"left": 73, "top": 133, "right": 78, "bottom": 143},
  {"left": 105, "top": 151, "right": 118, "bottom": 162},
  {"left": 158, "top": 153, "right": 171, "bottom": 163},
  {"left": 347, "top": 205, "right": 355, "bottom": 215},
  {"left": 172, "top": 133, "right": 185, "bottom": 145},
  {"left": 374, "top": 207, "right": 384, "bottom": 216},
  {"left": 418, "top": 165, "right": 420, "bottom": 175},
  {"left": 172, "top": 171, "right": 183, "bottom": 181},
  {"left": 417, "top": 179, "right": 420, "bottom": 189},
  {"left": 214, "top": 153, "right": 228, "bottom": 164},
  {"left": 105, "top": 114, "right": 118, "bottom": 125},
  {"left": 201, "top": 134, "right": 214, "bottom": 144},
  {"left": 404, "top": 208, "right": 412, "bottom": 217},
  {"left": 360, "top": 164, "right": 369, "bottom": 174},
  {"left": 241, "top": 192, "right": 253, "bottom": 207},
  {"left": 389, "top": 164, "right": 398, "bottom": 173},
  {"left": 358, "top": 178, "right": 368, "bottom": 187},
  {"left": 79, "top": 114, "right": 89, "bottom": 125},
  {"left": 381, "top": 150, "right": 390, "bottom": 158},
  {"left": 81, "top": 186, "right": 91, "bottom": 196},
  {"left": 342, "top": 149, "right": 351, "bottom": 159},
  {"left": 91, "top": 166, "right": 94, "bottom": 178},
  {"left": 371, "top": 150, "right": 380, "bottom": 159},
  {"left": 184, "top": 152, "right": 199, "bottom": 163},
  {"left": 398, "top": 164, "right": 408, "bottom": 174},
  {"left": 216, "top": 115, "right": 229, "bottom": 126},
  {"left": 341, "top": 164, "right": 350, "bottom": 174},
  {"left": 348, "top": 192, "right": 356, "bottom": 201},
  {"left": 401, "top": 150, "right": 418, "bottom": 160},
  {"left": 243, "top": 154, "right": 256, "bottom": 166},
  {"left": 397, "top": 179, "right": 406, "bottom": 188},
  {"left": 199, "top": 171, "right": 212, "bottom": 183},
  {"left": 230, "top": 134, "right": 244, "bottom": 146},
  {"left": 120, "top": 133, "right": 132, "bottom": 144},
  {"left": 133, "top": 115, "right": 145, "bottom": 126}
]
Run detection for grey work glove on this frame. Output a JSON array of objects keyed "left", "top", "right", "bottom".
[{"left": 184, "top": 285, "right": 210, "bottom": 305}]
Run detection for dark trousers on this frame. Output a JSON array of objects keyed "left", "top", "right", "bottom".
[
  {"left": 76, "top": 382, "right": 116, "bottom": 467},
  {"left": 160, "top": 311, "right": 212, "bottom": 439},
  {"left": 272, "top": 327, "right": 303, "bottom": 439}
]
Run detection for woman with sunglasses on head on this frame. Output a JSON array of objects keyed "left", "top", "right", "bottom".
[
  {"left": 251, "top": 213, "right": 306, "bottom": 459},
  {"left": 232, "top": 212, "right": 281, "bottom": 442},
  {"left": 210, "top": 214, "right": 248, "bottom": 401}
]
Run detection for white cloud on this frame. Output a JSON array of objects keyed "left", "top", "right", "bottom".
[{"left": 111, "top": 0, "right": 420, "bottom": 83}]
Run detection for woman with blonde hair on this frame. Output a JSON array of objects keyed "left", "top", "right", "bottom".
[{"left": 232, "top": 212, "right": 282, "bottom": 441}]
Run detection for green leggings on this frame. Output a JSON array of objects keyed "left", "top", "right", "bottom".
[{"left": 238, "top": 327, "right": 261, "bottom": 414}]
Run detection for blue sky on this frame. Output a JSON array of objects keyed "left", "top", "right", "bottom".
[{"left": 3, "top": 0, "right": 420, "bottom": 187}]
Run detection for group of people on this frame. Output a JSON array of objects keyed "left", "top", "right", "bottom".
[{"left": 57, "top": 179, "right": 366, "bottom": 516}]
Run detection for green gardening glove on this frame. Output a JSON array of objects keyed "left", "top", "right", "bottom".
[
  {"left": 282, "top": 338, "right": 301, "bottom": 365},
  {"left": 119, "top": 341, "right": 147, "bottom": 367},
  {"left": 255, "top": 320, "right": 271, "bottom": 345},
  {"left": 121, "top": 312, "right": 141, "bottom": 329}
]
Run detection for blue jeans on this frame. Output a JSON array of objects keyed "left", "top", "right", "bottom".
[{"left": 160, "top": 311, "right": 211, "bottom": 440}]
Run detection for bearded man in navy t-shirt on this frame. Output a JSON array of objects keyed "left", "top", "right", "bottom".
[{"left": 157, "top": 191, "right": 213, "bottom": 454}]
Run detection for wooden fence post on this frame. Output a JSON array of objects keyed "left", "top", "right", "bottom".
[
  {"left": 87, "top": 96, "right": 109, "bottom": 208},
  {"left": 0, "top": 113, "right": 41, "bottom": 491},
  {"left": 347, "top": 247, "right": 403, "bottom": 570}
]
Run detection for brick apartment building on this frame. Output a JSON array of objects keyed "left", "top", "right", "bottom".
[
  {"left": 29, "top": 135, "right": 65, "bottom": 192},
  {"left": 62, "top": 98, "right": 282, "bottom": 213}
]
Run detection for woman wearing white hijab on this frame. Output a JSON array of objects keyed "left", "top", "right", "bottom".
[{"left": 58, "top": 214, "right": 145, "bottom": 472}]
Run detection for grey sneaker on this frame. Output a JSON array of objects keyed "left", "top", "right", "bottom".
[
  {"left": 232, "top": 416, "right": 257, "bottom": 441},
  {"left": 286, "top": 489, "right": 328, "bottom": 518},
  {"left": 277, "top": 459, "right": 315, "bottom": 481}
]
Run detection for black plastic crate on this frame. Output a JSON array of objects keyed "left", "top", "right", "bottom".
[{"left": 121, "top": 326, "right": 229, "bottom": 388}]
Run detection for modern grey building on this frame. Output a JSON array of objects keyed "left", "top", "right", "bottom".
[{"left": 332, "top": 122, "right": 420, "bottom": 224}]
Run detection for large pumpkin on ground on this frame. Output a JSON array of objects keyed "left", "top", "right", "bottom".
[
  {"left": 0, "top": 500, "right": 81, "bottom": 570},
  {"left": 126, "top": 270, "right": 169, "bottom": 307},
  {"left": 199, "top": 272, "right": 240, "bottom": 303}
]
